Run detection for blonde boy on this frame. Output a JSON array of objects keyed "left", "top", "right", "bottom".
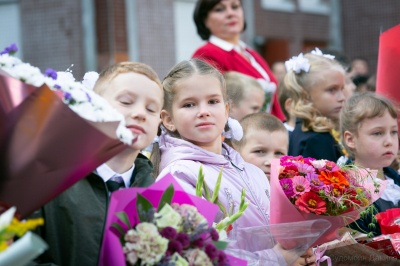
[
  {"left": 224, "top": 71, "right": 265, "bottom": 121},
  {"left": 30, "top": 62, "right": 163, "bottom": 266},
  {"left": 233, "top": 113, "right": 288, "bottom": 181}
]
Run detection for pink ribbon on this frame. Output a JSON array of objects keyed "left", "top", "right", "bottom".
[{"left": 314, "top": 244, "right": 331, "bottom": 266}]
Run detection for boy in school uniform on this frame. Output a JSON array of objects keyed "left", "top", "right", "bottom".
[{"left": 29, "top": 62, "right": 163, "bottom": 266}]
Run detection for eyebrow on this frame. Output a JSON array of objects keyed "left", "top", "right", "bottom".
[{"left": 180, "top": 93, "right": 223, "bottom": 102}]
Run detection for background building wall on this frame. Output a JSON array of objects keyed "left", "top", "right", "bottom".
[{"left": 341, "top": 0, "right": 400, "bottom": 74}]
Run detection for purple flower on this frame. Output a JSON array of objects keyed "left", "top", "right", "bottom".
[
  {"left": 205, "top": 243, "right": 218, "bottom": 259},
  {"left": 306, "top": 173, "right": 324, "bottom": 191},
  {"left": 54, "top": 84, "right": 61, "bottom": 89},
  {"left": 217, "top": 250, "right": 227, "bottom": 266},
  {"left": 176, "top": 232, "right": 190, "bottom": 249},
  {"left": 160, "top": 226, "right": 177, "bottom": 240},
  {"left": 296, "top": 162, "right": 315, "bottom": 174},
  {"left": 44, "top": 68, "right": 57, "bottom": 80},
  {"left": 280, "top": 178, "right": 295, "bottom": 198},
  {"left": 192, "top": 236, "right": 205, "bottom": 248},
  {"left": 64, "top": 92, "right": 73, "bottom": 101},
  {"left": 0, "top": 43, "right": 18, "bottom": 55},
  {"left": 210, "top": 228, "right": 219, "bottom": 241},
  {"left": 167, "top": 240, "right": 182, "bottom": 255},
  {"left": 85, "top": 92, "right": 91, "bottom": 102}
]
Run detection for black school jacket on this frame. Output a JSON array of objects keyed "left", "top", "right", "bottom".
[
  {"left": 28, "top": 153, "right": 155, "bottom": 266},
  {"left": 288, "top": 118, "right": 342, "bottom": 162}
]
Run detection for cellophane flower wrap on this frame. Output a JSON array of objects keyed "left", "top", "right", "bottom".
[
  {"left": 270, "top": 156, "right": 387, "bottom": 246},
  {"left": 99, "top": 174, "right": 247, "bottom": 266},
  {"left": 376, "top": 208, "right": 400, "bottom": 235},
  {"left": 0, "top": 44, "right": 136, "bottom": 218}
]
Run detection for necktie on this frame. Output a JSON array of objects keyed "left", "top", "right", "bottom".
[{"left": 106, "top": 176, "right": 125, "bottom": 193}]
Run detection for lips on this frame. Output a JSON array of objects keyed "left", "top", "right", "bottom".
[
  {"left": 383, "top": 151, "right": 394, "bottom": 157},
  {"left": 228, "top": 21, "right": 237, "bottom": 26},
  {"left": 127, "top": 124, "right": 145, "bottom": 134},
  {"left": 196, "top": 122, "right": 214, "bottom": 129}
]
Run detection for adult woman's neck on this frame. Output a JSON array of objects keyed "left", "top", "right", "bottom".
[
  {"left": 215, "top": 34, "right": 241, "bottom": 46},
  {"left": 354, "top": 159, "right": 385, "bottom": 180},
  {"left": 105, "top": 148, "right": 140, "bottom": 174}
]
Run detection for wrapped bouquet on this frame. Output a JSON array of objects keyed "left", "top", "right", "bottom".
[
  {"left": 99, "top": 174, "right": 247, "bottom": 266},
  {"left": 0, "top": 44, "right": 136, "bottom": 217},
  {"left": 270, "top": 156, "right": 387, "bottom": 246}
]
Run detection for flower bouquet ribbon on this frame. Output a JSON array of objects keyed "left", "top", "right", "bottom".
[
  {"left": 0, "top": 46, "right": 136, "bottom": 218},
  {"left": 99, "top": 174, "right": 247, "bottom": 266},
  {"left": 270, "top": 157, "right": 387, "bottom": 247}
]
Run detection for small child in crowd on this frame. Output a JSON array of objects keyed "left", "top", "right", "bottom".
[
  {"left": 233, "top": 113, "right": 288, "bottom": 181},
  {"left": 283, "top": 51, "right": 346, "bottom": 162},
  {"left": 277, "top": 82, "right": 296, "bottom": 134},
  {"left": 152, "top": 59, "right": 316, "bottom": 266},
  {"left": 30, "top": 62, "right": 163, "bottom": 266},
  {"left": 224, "top": 71, "right": 265, "bottom": 121}
]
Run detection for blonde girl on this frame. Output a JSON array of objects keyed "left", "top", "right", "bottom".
[
  {"left": 282, "top": 50, "right": 345, "bottom": 161},
  {"left": 152, "top": 59, "right": 316, "bottom": 266}
]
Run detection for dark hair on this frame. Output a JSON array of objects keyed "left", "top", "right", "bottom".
[{"left": 193, "top": 0, "right": 246, "bottom": 40}]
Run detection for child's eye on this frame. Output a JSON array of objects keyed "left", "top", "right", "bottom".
[
  {"left": 327, "top": 88, "right": 335, "bottom": 93},
  {"left": 252, "top": 107, "right": 260, "bottom": 111},
  {"left": 183, "top": 103, "right": 194, "bottom": 108},
  {"left": 275, "top": 152, "right": 285, "bottom": 157},
  {"left": 147, "top": 108, "right": 156, "bottom": 113},
  {"left": 120, "top": 101, "right": 131, "bottom": 105},
  {"left": 209, "top": 99, "right": 219, "bottom": 104},
  {"left": 372, "top": 131, "right": 381, "bottom": 136},
  {"left": 391, "top": 130, "right": 398, "bottom": 135},
  {"left": 254, "top": 150, "right": 265, "bottom": 154}
]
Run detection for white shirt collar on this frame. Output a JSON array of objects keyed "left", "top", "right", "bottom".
[
  {"left": 209, "top": 35, "right": 247, "bottom": 52},
  {"left": 96, "top": 163, "right": 135, "bottom": 188}
]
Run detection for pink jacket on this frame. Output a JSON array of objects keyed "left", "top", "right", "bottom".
[{"left": 157, "top": 133, "right": 270, "bottom": 229}]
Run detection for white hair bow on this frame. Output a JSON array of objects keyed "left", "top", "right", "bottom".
[
  {"left": 223, "top": 117, "right": 243, "bottom": 141},
  {"left": 311, "top": 48, "right": 335, "bottom": 60},
  {"left": 285, "top": 53, "right": 311, "bottom": 74},
  {"left": 82, "top": 71, "right": 99, "bottom": 90}
]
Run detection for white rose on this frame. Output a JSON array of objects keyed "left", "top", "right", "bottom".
[
  {"left": 171, "top": 253, "right": 189, "bottom": 266},
  {"left": 57, "top": 71, "right": 75, "bottom": 83},
  {"left": 154, "top": 203, "right": 182, "bottom": 230}
]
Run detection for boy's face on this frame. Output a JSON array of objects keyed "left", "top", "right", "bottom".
[
  {"left": 347, "top": 111, "right": 398, "bottom": 170},
  {"left": 101, "top": 72, "right": 162, "bottom": 150},
  {"left": 230, "top": 89, "right": 265, "bottom": 121},
  {"left": 239, "top": 129, "right": 288, "bottom": 181}
]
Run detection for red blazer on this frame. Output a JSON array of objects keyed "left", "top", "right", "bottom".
[{"left": 192, "top": 42, "right": 285, "bottom": 121}]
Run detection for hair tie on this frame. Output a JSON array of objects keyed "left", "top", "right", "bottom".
[
  {"left": 223, "top": 117, "right": 243, "bottom": 141},
  {"left": 285, "top": 53, "right": 311, "bottom": 74},
  {"left": 311, "top": 48, "right": 335, "bottom": 60}
]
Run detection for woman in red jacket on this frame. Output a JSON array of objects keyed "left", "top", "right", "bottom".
[{"left": 192, "top": 0, "right": 285, "bottom": 120}]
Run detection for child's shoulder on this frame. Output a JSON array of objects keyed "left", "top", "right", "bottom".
[
  {"left": 384, "top": 167, "right": 400, "bottom": 185},
  {"left": 290, "top": 119, "right": 333, "bottom": 144}
]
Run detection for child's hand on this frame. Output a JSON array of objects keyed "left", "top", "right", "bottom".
[{"left": 275, "top": 245, "right": 316, "bottom": 266}]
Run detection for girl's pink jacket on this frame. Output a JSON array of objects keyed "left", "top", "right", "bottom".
[{"left": 156, "top": 133, "right": 271, "bottom": 235}]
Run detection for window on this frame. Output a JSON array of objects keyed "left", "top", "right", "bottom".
[
  {"left": 0, "top": 1, "right": 23, "bottom": 58},
  {"left": 298, "top": 0, "right": 331, "bottom": 15},
  {"left": 260, "top": 0, "right": 296, "bottom": 13}
]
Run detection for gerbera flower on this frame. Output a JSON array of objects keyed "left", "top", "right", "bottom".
[
  {"left": 320, "top": 161, "right": 341, "bottom": 172},
  {"left": 295, "top": 192, "right": 327, "bottom": 214},
  {"left": 296, "top": 162, "right": 316, "bottom": 175},
  {"left": 280, "top": 179, "right": 295, "bottom": 198},
  {"left": 306, "top": 173, "right": 324, "bottom": 191},
  {"left": 292, "top": 176, "right": 311, "bottom": 195},
  {"left": 318, "top": 171, "right": 349, "bottom": 190}
]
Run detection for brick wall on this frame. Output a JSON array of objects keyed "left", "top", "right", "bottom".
[
  {"left": 341, "top": 0, "right": 400, "bottom": 74},
  {"left": 136, "top": 0, "right": 176, "bottom": 79},
  {"left": 20, "top": 0, "right": 85, "bottom": 79}
]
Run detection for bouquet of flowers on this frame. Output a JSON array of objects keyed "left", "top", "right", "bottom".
[
  {"left": 270, "top": 156, "right": 387, "bottom": 246},
  {"left": 99, "top": 174, "right": 247, "bottom": 266},
  {"left": 0, "top": 203, "right": 48, "bottom": 266},
  {"left": 0, "top": 44, "right": 136, "bottom": 218}
]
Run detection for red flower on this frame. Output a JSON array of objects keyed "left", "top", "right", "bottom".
[
  {"left": 226, "top": 224, "right": 233, "bottom": 236},
  {"left": 295, "top": 192, "right": 327, "bottom": 215}
]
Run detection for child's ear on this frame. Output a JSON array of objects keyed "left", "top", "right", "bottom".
[
  {"left": 161, "top": 110, "right": 175, "bottom": 132},
  {"left": 225, "top": 101, "right": 229, "bottom": 120},
  {"left": 344, "top": 131, "right": 356, "bottom": 149},
  {"left": 284, "top": 98, "right": 292, "bottom": 113}
]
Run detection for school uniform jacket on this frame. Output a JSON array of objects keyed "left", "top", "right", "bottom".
[
  {"left": 192, "top": 41, "right": 285, "bottom": 121},
  {"left": 27, "top": 154, "right": 155, "bottom": 266},
  {"left": 289, "top": 118, "right": 342, "bottom": 162}
]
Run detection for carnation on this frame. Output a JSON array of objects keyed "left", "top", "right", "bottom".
[
  {"left": 171, "top": 203, "right": 207, "bottom": 228},
  {"left": 184, "top": 248, "right": 213, "bottom": 266}
]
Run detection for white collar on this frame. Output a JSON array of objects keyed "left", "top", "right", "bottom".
[
  {"left": 96, "top": 163, "right": 135, "bottom": 188},
  {"left": 209, "top": 35, "right": 247, "bottom": 52}
]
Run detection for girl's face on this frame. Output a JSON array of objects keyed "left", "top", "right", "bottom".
[
  {"left": 345, "top": 111, "right": 399, "bottom": 171},
  {"left": 230, "top": 89, "right": 265, "bottom": 121},
  {"left": 161, "top": 74, "right": 229, "bottom": 151},
  {"left": 205, "top": 0, "right": 244, "bottom": 40},
  {"left": 309, "top": 69, "right": 345, "bottom": 120}
]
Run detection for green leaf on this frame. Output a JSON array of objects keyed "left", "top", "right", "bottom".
[
  {"left": 136, "top": 192, "right": 154, "bottom": 222},
  {"left": 158, "top": 183, "right": 175, "bottom": 212},
  {"left": 111, "top": 222, "right": 126, "bottom": 246},
  {"left": 211, "top": 241, "right": 229, "bottom": 250},
  {"left": 211, "top": 166, "right": 223, "bottom": 203},
  {"left": 115, "top": 212, "right": 132, "bottom": 229},
  {"left": 196, "top": 165, "right": 204, "bottom": 197},
  {"left": 203, "top": 179, "right": 212, "bottom": 201}
]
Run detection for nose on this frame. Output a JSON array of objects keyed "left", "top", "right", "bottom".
[
  {"left": 264, "top": 155, "right": 272, "bottom": 166},
  {"left": 131, "top": 105, "right": 146, "bottom": 121},
  {"left": 384, "top": 133, "right": 394, "bottom": 147},
  {"left": 197, "top": 102, "right": 211, "bottom": 118},
  {"left": 337, "top": 90, "right": 345, "bottom": 103}
]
